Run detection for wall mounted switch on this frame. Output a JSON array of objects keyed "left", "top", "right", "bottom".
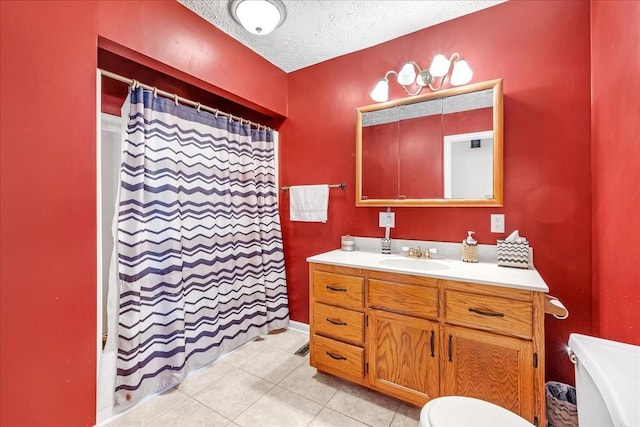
[
  {"left": 491, "top": 214, "right": 505, "bottom": 233},
  {"left": 379, "top": 212, "right": 395, "bottom": 228}
]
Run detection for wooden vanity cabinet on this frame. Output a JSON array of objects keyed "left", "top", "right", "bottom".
[
  {"left": 442, "top": 325, "right": 535, "bottom": 419},
  {"left": 441, "top": 280, "right": 545, "bottom": 426},
  {"left": 309, "top": 266, "right": 366, "bottom": 385},
  {"left": 367, "top": 273, "right": 440, "bottom": 406},
  {"left": 309, "top": 263, "right": 546, "bottom": 426}
]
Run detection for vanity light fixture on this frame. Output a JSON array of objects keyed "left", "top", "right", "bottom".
[
  {"left": 370, "top": 53, "right": 473, "bottom": 103},
  {"left": 229, "top": 0, "right": 286, "bottom": 36}
]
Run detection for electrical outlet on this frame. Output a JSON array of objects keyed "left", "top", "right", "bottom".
[
  {"left": 491, "top": 214, "right": 505, "bottom": 233},
  {"left": 379, "top": 212, "right": 395, "bottom": 228}
]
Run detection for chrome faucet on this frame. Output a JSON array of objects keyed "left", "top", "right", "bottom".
[{"left": 406, "top": 246, "right": 437, "bottom": 259}]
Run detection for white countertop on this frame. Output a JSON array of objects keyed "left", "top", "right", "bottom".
[{"left": 307, "top": 249, "right": 549, "bottom": 293}]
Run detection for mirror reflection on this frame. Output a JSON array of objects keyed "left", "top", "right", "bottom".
[{"left": 356, "top": 79, "right": 503, "bottom": 207}]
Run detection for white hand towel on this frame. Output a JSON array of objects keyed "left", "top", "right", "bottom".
[{"left": 289, "top": 185, "right": 329, "bottom": 222}]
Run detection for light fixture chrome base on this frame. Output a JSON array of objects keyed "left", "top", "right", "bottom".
[
  {"left": 229, "top": 0, "right": 287, "bottom": 35},
  {"left": 416, "top": 70, "right": 433, "bottom": 87}
]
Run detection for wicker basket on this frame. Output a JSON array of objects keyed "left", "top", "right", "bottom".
[{"left": 546, "top": 381, "right": 578, "bottom": 427}]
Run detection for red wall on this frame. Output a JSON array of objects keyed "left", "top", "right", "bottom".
[
  {"left": 3, "top": 1, "right": 638, "bottom": 425},
  {"left": 591, "top": 1, "right": 640, "bottom": 344},
  {"left": 0, "top": 1, "right": 286, "bottom": 426},
  {"left": 362, "top": 122, "right": 400, "bottom": 199},
  {"left": 399, "top": 115, "right": 444, "bottom": 199},
  {"left": 281, "top": 0, "right": 592, "bottom": 385}
]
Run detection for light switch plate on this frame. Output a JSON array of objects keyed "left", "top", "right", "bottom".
[
  {"left": 379, "top": 212, "right": 395, "bottom": 228},
  {"left": 491, "top": 214, "right": 505, "bottom": 233}
]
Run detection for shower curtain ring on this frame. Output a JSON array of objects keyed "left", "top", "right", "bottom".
[
  {"left": 131, "top": 80, "right": 139, "bottom": 90},
  {"left": 173, "top": 94, "right": 179, "bottom": 106},
  {"left": 195, "top": 102, "right": 201, "bottom": 112},
  {"left": 153, "top": 87, "right": 158, "bottom": 98}
]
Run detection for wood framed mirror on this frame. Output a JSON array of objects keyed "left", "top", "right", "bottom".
[{"left": 356, "top": 79, "right": 503, "bottom": 207}]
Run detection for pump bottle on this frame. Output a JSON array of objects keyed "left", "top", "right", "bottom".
[{"left": 462, "top": 231, "right": 479, "bottom": 263}]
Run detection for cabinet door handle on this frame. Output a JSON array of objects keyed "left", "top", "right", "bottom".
[
  {"left": 430, "top": 330, "right": 435, "bottom": 358},
  {"left": 326, "top": 318, "right": 347, "bottom": 326},
  {"left": 326, "top": 351, "right": 347, "bottom": 360},
  {"left": 326, "top": 285, "right": 347, "bottom": 292},
  {"left": 468, "top": 307, "right": 504, "bottom": 317},
  {"left": 448, "top": 334, "right": 453, "bottom": 362}
]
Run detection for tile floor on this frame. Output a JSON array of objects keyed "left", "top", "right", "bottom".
[{"left": 103, "top": 328, "right": 421, "bottom": 427}]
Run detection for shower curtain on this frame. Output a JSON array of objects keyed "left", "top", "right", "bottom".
[{"left": 113, "top": 87, "right": 289, "bottom": 407}]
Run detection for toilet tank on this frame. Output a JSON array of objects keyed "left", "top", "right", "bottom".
[{"left": 568, "top": 334, "right": 640, "bottom": 427}]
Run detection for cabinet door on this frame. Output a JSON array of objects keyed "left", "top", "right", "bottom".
[
  {"left": 368, "top": 310, "right": 439, "bottom": 406},
  {"left": 442, "top": 325, "right": 535, "bottom": 422}
]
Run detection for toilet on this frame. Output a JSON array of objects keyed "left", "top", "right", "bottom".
[
  {"left": 420, "top": 333, "right": 640, "bottom": 427},
  {"left": 568, "top": 333, "right": 639, "bottom": 427},
  {"left": 419, "top": 396, "right": 533, "bottom": 427}
]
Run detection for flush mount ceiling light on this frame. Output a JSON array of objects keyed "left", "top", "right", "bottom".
[
  {"left": 229, "top": 0, "right": 286, "bottom": 36},
  {"left": 370, "top": 53, "right": 473, "bottom": 103}
]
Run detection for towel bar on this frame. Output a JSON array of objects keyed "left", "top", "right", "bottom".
[{"left": 281, "top": 183, "right": 346, "bottom": 191}]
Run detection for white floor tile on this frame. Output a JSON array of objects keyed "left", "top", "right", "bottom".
[
  {"left": 192, "top": 367, "right": 274, "bottom": 419},
  {"left": 308, "top": 407, "right": 370, "bottom": 427},
  {"left": 236, "top": 345, "right": 306, "bottom": 383},
  {"left": 326, "top": 382, "right": 401, "bottom": 427},
  {"left": 279, "top": 363, "right": 344, "bottom": 405},
  {"left": 391, "top": 402, "right": 422, "bottom": 427},
  {"left": 233, "top": 386, "right": 322, "bottom": 427},
  {"left": 105, "top": 387, "right": 188, "bottom": 427},
  {"left": 109, "top": 329, "right": 420, "bottom": 427},
  {"left": 146, "top": 397, "right": 231, "bottom": 427},
  {"left": 263, "top": 329, "right": 310, "bottom": 353},
  {"left": 177, "top": 360, "right": 233, "bottom": 396},
  {"left": 219, "top": 338, "right": 266, "bottom": 368}
]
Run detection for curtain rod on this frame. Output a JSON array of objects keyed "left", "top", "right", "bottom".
[{"left": 99, "top": 69, "right": 273, "bottom": 131}]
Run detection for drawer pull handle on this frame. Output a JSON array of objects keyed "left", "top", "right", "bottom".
[
  {"left": 430, "top": 330, "right": 435, "bottom": 358},
  {"left": 326, "top": 351, "right": 347, "bottom": 360},
  {"left": 448, "top": 334, "right": 453, "bottom": 362},
  {"left": 326, "top": 285, "right": 347, "bottom": 292},
  {"left": 468, "top": 308, "right": 505, "bottom": 318},
  {"left": 326, "top": 318, "right": 347, "bottom": 326}
]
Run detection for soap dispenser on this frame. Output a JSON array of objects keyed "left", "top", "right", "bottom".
[{"left": 462, "top": 231, "right": 479, "bottom": 263}]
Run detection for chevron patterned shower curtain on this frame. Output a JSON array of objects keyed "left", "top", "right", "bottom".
[{"left": 114, "top": 87, "right": 289, "bottom": 407}]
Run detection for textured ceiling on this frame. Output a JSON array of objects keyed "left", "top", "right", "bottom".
[{"left": 179, "top": 0, "right": 505, "bottom": 73}]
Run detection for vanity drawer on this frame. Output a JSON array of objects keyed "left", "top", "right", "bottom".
[
  {"left": 368, "top": 279, "right": 438, "bottom": 319},
  {"left": 312, "top": 334, "right": 364, "bottom": 384},
  {"left": 313, "top": 271, "right": 364, "bottom": 310},
  {"left": 445, "top": 290, "right": 533, "bottom": 339},
  {"left": 313, "top": 302, "right": 364, "bottom": 345}
]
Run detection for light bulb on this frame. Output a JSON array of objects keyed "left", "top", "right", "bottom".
[
  {"left": 429, "top": 54, "right": 450, "bottom": 77},
  {"left": 450, "top": 60, "right": 473, "bottom": 86},
  {"left": 370, "top": 78, "right": 389, "bottom": 103},
  {"left": 397, "top": 63, "right": 417, "bottom": 86},
  {"left": 235, "top": 0, "right": 281, "bottom": 35}
]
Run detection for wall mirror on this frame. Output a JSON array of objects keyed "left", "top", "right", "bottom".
[{"left": 356, "top": 79, "right": 503, "bottom": 207}]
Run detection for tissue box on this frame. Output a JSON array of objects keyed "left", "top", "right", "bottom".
[{"left": 497, "top": 240, "right": 529, "bottom": 269}]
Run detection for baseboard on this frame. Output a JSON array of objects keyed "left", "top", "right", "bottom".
[{"left": 287, "top": 320, "right": 309, "bottom": 335}]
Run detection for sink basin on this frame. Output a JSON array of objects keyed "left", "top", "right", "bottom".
[{"left": 378, "top": 257, "right": 450, "bottom": 271}]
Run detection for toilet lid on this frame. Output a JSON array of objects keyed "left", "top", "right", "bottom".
[{"left": 421, "top": 396, "right": 534, "bottom": 427}]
